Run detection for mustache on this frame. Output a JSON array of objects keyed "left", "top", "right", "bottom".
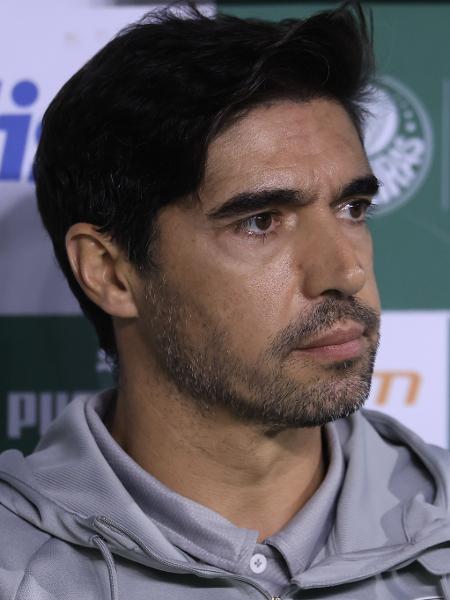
[{"left": 269, "top": 297, "right": 380, "bottom": 358}]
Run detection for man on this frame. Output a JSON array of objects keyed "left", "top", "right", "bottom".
[{"left": 1, "top": 2, "right": 450, "bottom": 599}]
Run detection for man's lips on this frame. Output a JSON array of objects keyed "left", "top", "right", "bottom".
[
  {"left": 293, "top": 322, "right": 366, "bottom": 362},
  {"left": 299, "top": 322, "right": 366, "bottom": 349}
]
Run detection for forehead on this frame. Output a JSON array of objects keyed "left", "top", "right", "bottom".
[{"left": 200, "top": 99, "right": 370, "bottom": 205}]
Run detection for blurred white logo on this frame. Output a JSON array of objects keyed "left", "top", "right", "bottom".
[{"left": 364, "top": 76, "right": 433, "bottom": 215}]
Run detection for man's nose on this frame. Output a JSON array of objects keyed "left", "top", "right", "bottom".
[{"left": 300, "top": 219, "right": 366, "bottom": 300}]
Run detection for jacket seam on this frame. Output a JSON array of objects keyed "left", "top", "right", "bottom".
[
  {"left": 0, "top": 469, "right": 90, "bottom": 521},
  {"left": 13, "top": 535, "right": 54, "bottom": 600},
  {"left": 443, "top": 572, "right": 450, "bottom": 599}
]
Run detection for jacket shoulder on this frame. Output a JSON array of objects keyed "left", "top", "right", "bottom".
[
  {"left": 0, "top": 501, "right": 52, "bottom": 560},
  {"left": 361, "top": 408, "right": 450, "bottom": 483},
  {"left": 0, "top": 502, "right": 52, "bottom": 597},
  {"left": 362, "top": 409, "right": 450, "bottom": 454},
  {"left": 0, "top": 503, "right": 105, "bottom": 599}
]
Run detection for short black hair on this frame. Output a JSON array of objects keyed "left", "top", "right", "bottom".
[{"left": 35, "top": 1, "right": 375, "bottom": 361}]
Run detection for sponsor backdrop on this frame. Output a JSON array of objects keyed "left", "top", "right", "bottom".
[{"left": 1, "top": 1, "right": 449, "bottom": 453}]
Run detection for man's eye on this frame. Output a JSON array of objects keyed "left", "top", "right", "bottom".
[
  {"left": 338, "top": 199, "right": 375, "bottom": 222},
  {"left": 237, "top": 212, "right": 278, "bottom": 236}
]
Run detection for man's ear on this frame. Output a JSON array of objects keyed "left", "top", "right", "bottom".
[{"left": 65, "top": 223, "right": 139, "bottom": 318}]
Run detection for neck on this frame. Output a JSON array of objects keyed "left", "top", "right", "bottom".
[{"left": 110, "top": 364, "right": 325, "bottom": 541}]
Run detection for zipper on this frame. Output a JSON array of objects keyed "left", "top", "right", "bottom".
[{"left": 95, "top": 516, "right": 283, "bottom": 600}]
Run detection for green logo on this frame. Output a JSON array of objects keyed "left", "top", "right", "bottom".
[{"left": 364, "top": 76, "right": 433, "bottom": 215}]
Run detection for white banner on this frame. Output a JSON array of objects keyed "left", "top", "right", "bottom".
[
  {"left": 366, "top": 311, "right": 449, "bottom": 447},
  {"left": 0, "top": 2, "right": 214, "bottom": 314}
]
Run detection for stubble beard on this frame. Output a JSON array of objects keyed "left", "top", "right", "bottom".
[{"left": 141, "top": 274, "right": 380, "bottom": 431}]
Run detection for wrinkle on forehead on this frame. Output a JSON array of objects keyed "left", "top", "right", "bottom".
[{"left": 199, "top": 99, "right": 369, "bottom": 211}]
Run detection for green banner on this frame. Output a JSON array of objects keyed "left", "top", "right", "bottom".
[{"left": 0, "top": 317, "right": 113, "bottom": 454}]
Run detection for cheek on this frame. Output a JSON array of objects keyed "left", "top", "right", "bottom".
[{"left": 164, "top": 239, "right": 298, "bottom": 355}]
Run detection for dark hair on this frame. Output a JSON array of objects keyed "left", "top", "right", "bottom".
[{"left": 35, "top": 0, "right": 375, "bottom": 361}]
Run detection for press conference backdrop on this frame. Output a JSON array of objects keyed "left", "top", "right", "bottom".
[{"left": 1, "top": 1, "right": 449, "bottom": 454}]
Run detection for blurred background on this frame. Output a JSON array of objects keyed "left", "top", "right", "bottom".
[{"left": 1, "top": 1, "right": 449, "bottom": 453}]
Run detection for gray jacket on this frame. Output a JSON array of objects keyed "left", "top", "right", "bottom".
[{"left": 0, "top": 394, "right": 450, "bottom": 600}]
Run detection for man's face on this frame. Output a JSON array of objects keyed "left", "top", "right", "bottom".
[{"left": 134, "top": 99, "right": 381, "bottom": 430}]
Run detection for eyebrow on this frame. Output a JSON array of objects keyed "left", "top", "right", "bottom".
[
  {"left": 206, "top": 174, "right": 380, "bottom": 220},
  {"left": 338, "top": 174, "right": 380, "bottom": 202}
]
